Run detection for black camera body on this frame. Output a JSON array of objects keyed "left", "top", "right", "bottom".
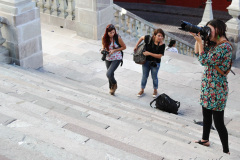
[
  {"left": 101, "top": 50, "right": 109, "bottom": 61},
  {"left": 150, "top": 61, "right": 157, "bottom": 67},
  {"left": 179, "top": 20, "right": 211, "bottom": 40}
]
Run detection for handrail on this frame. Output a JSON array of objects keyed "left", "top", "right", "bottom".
[{"left": 113, "top": 4, "right": 195, "bottom": 56}]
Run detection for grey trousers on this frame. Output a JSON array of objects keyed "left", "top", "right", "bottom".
[{"left": 105, "top": 60, "right": 121, "bottom": 88}]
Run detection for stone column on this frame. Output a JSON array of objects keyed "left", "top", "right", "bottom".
[
  {"left": 75, "top": 0, "right": 114, "bottom": 40},
  {"left": 0, "top": 0, "right": 43, "bottom": 69},
  {"left": 0, "top": 17, "right": 10, "bottom": 63},
  {"left": 198, "top": 0, "right": 213, "bottom": 26},
  {"left": 226, "top": 0, "right": 240, "bottom": 60}
]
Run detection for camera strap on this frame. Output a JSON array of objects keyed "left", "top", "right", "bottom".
[{"left": 214, "top": 40, "right": 234, "bottom": 76}]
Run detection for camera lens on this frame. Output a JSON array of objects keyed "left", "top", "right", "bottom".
[{"left": 179, "top": 20, "right": 211, "bottom": 40}]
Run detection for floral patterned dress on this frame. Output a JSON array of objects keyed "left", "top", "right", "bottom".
[{"left": 195, "top": 42, "right": 232, "bottom": 111}]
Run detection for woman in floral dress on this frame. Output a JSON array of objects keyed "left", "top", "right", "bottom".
[{"left": 191, "top": 19, "right": 232, "bottom": 154}]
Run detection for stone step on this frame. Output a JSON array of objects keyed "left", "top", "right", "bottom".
[
  {"left": 0, "top": 98, "right": 146, "bottom": 160},
  {"left": 0, "top": 125, "right": 83, "bottom": 160},
  {"left": 0, "top": 83, "right": 227, "bottom": 159},
  {"left": 0, "top": 68, "right": 206, "bottom": 143},
  {"left": 0, "top": 64, "right": 240, "bottom": 159},
  {"left": 0, "top": 63, "right": 239, "bottom": 152}
]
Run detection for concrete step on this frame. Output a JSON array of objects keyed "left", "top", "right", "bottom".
[
  {"left": 0, "top": 125, "right": 83, "bottom": 160},
  {"left": 0, "top": 84, "right": 236, "bottom": 159},
  {"left": 0, "top": 95, "right": 146, "bottom": 160},
  {"left": 0, "top": 63, "right": 239, "bottom": 150},
  {"left": 0, "top": 64, "right": 240, "bottom": 159}
]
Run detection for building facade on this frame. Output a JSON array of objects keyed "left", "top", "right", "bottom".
[{"left": 114, "top": 0, "right": 232, "bottom": 11}]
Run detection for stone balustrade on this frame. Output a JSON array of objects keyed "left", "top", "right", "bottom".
[
  {"left": 34, "top": 0, "right": 75, "bottom": 20},
  {"left": 33, "top": 1, "right": 194, "bottom": 56},
  {"left": 113, "top": 4, "right": 195, "bottom": 56}
]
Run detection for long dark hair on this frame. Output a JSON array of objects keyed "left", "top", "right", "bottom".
[
  {"left": 102, "top": 24, "right": 118, "bottom": 51},
  {"left": 205, "top": 19, "right": 228, "bottom": 47},
  {"left": 168, "top": 40, "right": 176, "bottom": 47}
]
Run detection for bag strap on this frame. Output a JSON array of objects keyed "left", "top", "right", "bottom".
[
  {"left": 215, "top": 60, "right": 232, "bottom": 76},
  {"left": 114, "top": 34, "right": 123, "bottom": 66},
  {"left": 214, "top": 40, "right": 233, "bottom": 76},
  {"left": 150, "top": 98, "right": 156, "bottom": 108}
]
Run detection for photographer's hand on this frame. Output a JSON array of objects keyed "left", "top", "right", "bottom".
[{"left": 190, "top": 32, "right": 203, "bottom": 54}]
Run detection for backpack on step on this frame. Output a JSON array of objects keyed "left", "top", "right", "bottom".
[
  {"left": 150, "top": 93, "right": 180, "bottom": 115},
  {"left": 133, "top": 36, "right": 151, "bottom": 64}
]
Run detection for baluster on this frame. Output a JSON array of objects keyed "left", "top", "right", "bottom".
[
  {"left": 141, "top": 24, "right": 147, "bottom": 36},
  {"left": 177, "top": 42, "right": 181, "bottom": 54},
  {"left": 125, "top": 15, "right": 130, "bottom": 36},
  {"left": 38, "top": 0, "right": 45, "bottom": 13},
  {"left": 180, "top": 43, "right": 184, "bottom": 55},
  {"left": 132, "top": 19, "right": 138, "bottom": 38},
  {"left": 166, "top": 36, "right": 171, "bottom": 46},
  {"left": 66, "top": 0, "right": 74, "bottom": 20},
  {"left": 35, "top": 0, "right": 39, "bottom": 7},
  {"left": 190, "top": 48, "right": 195, "bottom": 57},
  {"left": 113, "top": 9, "right": 120, "bottom": 32},
  {"left": 58, "top": 0, "right": 67, "bottom": 18},
  {"left": 150, "top": 27, "right": 154, "bottom": 36},
  {"left": 120, "top": 14, "right": 126, "bottom": 36},
  {"left": 126, "top": 17, "right": 133, "bottom": 36},
  {"left": 44, "top": 0, "right": 51, "bottom": 14},
  {"left": 137, "top": 22, "right": 142, "bottom": 38},
  {"left": 51, "top": 0, "right": 59, "bottom": 16},
  {"left": 145, "top": 25, "right": 150, "bottom": 36},
  {"left": 183, "top": 44, "right": 187, "bottom": 55},
  {"left": 72, "top": 0, "right": 75, "bottom": 20},
  {"left": 118, "top": 11, "right": 123, "bottom": 35}
]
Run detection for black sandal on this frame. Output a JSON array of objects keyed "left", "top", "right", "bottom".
[{"left": 195, "top": 140, "right": 210, "bottom": 146}]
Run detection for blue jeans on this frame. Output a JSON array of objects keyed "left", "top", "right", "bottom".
[
  {"left": 141, "top": 61, "right": 160, "bottom": 89},
  {"left": 105, "top": 60, "right": 121, "bottom": 88}
]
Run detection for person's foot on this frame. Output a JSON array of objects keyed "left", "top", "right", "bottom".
[
  {"left": 195, "top": 140, "right": 210, "bottom": 147},
  {"left": 153, "top": 90, "right": 158, "bottom": 98},
  {"left": 137, "top": 90, "right": 144, "bottom": 97},
  {"left": 110, "top": 84, "right": 117, "bottom": 95}
]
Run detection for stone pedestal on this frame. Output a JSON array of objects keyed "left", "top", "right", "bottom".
[
  {"left": 198, "top": 0, "right": 213, "bottom": 27},
  {"left": 75, "top": 0, "right": 114, "bottom": 40},
  {"left": 226, "top": 0, "right": 240, "bottom": 60},
  {"left": 0, "top": 0, "right": 43, "bottom": 69}
]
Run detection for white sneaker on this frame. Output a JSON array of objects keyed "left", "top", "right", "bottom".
[
  {"left": 137, "top": 90, "right": 144, "bottom": 97},
  {"left": 153, "top": 91, "right": 157, "bottom": 98}
]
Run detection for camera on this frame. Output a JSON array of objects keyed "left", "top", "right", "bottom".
[
  {"left": 179, "top": 20, "right": 211, "bottom": 40},
  {"left": 101, "top": 50, "right": 109, "bottom": 61},
  {"left": 150, "top": 61, "right": 157, "bottom": 67}
]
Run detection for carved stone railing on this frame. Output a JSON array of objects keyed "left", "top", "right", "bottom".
[
  {"left": 0, "top": 17, "right": 10, "bottom": 64},
  {"left": 32, "top": 1, "right": 194, "bottom": 56},
  {"left": 33, "top": 0, "right": 75, "bottom": 30},
  {"left": 34, "top": 0, "right": 75, "bottom": 20},
  {"left": 113, "top": 4, "right": 195, "bottom": 56}
]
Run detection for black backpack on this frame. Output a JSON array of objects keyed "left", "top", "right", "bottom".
[
  {"left": 114, "top": 34, "right": 123, "bottom": 66},
  {"left": 150, "top": 93, "right": 180, "bottom": 114}
]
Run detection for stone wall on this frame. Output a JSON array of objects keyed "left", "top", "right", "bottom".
[{"left": 0, "top": 0, "right": 43, "bottom": 69}]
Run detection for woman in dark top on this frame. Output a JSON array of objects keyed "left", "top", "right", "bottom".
[{"left": 134, "top": 28, "right": 165, "bottom": 97}]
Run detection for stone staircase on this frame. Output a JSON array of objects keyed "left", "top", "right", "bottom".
[
  {"left": 0, "top": 63, "right": 239, "bottom": 160},
  {"left": 0, "top": 24, "right": 240, "bottom": 160}
]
